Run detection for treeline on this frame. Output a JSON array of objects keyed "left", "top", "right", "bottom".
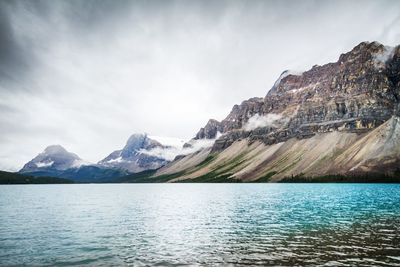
[
  {"left": 279, "top": 172, "right": 400, "bottom": 183},
  {"left": 0, "top": 171, "right": 73, "bottom": 184}
]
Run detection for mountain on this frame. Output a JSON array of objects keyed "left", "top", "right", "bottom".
[
  {"left": 20, "top": 145, "right": 85, "bottom": 173},
  {"left": 15, "top": 41, "right": 400, "bottom": 183},
  {"left": 97, "top": 133, "right": 170, "bottom": 172},
  {"left": 19, "top": 145, "right": 128, "bottom": 182},
  {"left": 19, "top": 134, "right": 179, "bottom": 182},
  {"left": 150, "top": 41, "right": 400, "bottom": 182}
]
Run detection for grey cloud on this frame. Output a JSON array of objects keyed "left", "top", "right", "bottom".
[
  {"left": 0, "top": 1, "right": 32, "bottom": 85},
  {"left": 0, "top": 0, "right": 399, "bottom": 171}
]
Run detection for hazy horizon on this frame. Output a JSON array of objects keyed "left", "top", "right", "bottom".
[{"left": 1, "top": 0, "right": 400, "bottom": 171}]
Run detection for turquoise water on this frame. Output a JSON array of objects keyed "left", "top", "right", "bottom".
[{"left": 0, "top": 184, "right": 399, "bottom": 266}]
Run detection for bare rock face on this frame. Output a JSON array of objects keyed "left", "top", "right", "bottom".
[
  {"left": 158, "top": 41, "right": 400, "bottom": 181},
  {"left": 221, "top": 97, "right": 265, "bottom": 132},
  {"left": 200, "top": 41, "right": 400, "bottom": 151},
  {"left": 195, "top": 119, "right": 223, "bottom": 139}
]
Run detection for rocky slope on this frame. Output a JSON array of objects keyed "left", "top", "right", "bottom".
[{"left": 154, "top": 41, "right": 400, "bottom": 182}]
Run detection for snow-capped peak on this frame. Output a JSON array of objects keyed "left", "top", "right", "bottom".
[{"left": 20, "top": 145, "right": 84, "bottom": 173}]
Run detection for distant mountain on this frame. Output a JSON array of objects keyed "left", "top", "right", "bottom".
[
  {"left": 19, "top": 145, "right": 128, "bottom": 182},
  {"left": 19, "top": 134, "right": 177, "bottom": 182},
  {"left": 20, "top": 145, "right": 85, "bottom": 173},
  {"left": 153, "top": 41, "right": 400, "bottom": 182},
  {"left": 97, "top": 133, "right": 170, "bottom": 172}
]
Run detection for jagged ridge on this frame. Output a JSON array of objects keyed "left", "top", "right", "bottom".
[{"left": 156, "top": 41, "right": 400, "bottom": 182}]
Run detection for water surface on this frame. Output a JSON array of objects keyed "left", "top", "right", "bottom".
[{"left": 0, "top": 184, "right": 399, "bottom": 266}]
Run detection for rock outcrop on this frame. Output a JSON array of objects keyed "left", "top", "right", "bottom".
[{"left": 195, "top": 119, "right": 223, "bottom": 139}]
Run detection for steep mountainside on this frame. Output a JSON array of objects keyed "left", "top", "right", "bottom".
[{"left": 153, "top": 41, "right": 400, "bottom": 182}]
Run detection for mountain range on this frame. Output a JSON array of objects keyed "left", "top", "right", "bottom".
[
  {"left": 19, "top": 134, "right": 177, "bottom": 182},
  {"left": 18, "top": 41, "right": 400, "bottom": 182}
]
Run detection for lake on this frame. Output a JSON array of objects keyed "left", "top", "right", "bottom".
[{"left": 0, "top": 184, "right": 399, "bottom": 266}]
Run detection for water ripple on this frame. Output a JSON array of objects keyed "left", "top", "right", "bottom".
[{"left": 0, "top": 184, "right": 399, "bottom": 266}]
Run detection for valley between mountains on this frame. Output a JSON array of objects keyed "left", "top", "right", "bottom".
[{"left": 14, "top": 41, "right": 400, "bottom": 183}]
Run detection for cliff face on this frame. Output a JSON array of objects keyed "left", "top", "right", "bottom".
[
  {"left": 194, "top": 119, "right": 223, "bottom": 139},
  {"left": 159, "top": 41, "right": 400, "bottom": 181},
  {"left": 196, "top": 42, "right": 400, "bottom": 151}
]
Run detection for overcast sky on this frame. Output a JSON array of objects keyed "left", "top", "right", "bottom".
[{"left": 1, "top": 0, "right": 399, "bottom": 171}]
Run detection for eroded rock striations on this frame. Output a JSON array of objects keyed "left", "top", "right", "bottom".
[
  {"left": 194, "top": 42, "right": 400, "bottom": 151},
  {"left": 158, "top": 41, "right": 400, "bottom": 181}
]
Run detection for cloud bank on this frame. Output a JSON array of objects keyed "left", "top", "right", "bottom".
[{"left": 141, "top": 136, "right": 220, "bottom": 161}]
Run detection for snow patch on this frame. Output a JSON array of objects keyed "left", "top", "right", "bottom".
[
  {"left": 35, "top": 161, "right": 54, "bottom": 168},
  {"left": 107, "top": 156, "right": 124, "bottom": 163},
  {"left": 289, "top": 87, "right": 307, "bottom": 93}
]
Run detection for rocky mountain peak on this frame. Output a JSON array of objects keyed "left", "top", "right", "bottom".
[
  {"left": 125, "top": 133, "right": 146, "bottom": 146},
  {"left": 43, "top": 145, "right": 69, "bottom": 155},
  {"left": 98, "top": 133, "right": 168, "bottom": 172},
  {"left": 20, "top": 145, "right": 82, "bottom": 173},
  {"left": 336, "top": 41, "right": 390, "bottom": 69},
  {"left": 121, "top": 133, "right": 164, "bottom": 158},
  {"left": 193, "top": 41, "right": 400, "bottom": 151},
  {"left": 123, "top": 133, "right": 148, "bottom": 153},
  {"left": 195, "top": 119, "right": 222, "bottom": 139},
  {"left": 158, "top": 41, "right": 400, "bottom": 182}
]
